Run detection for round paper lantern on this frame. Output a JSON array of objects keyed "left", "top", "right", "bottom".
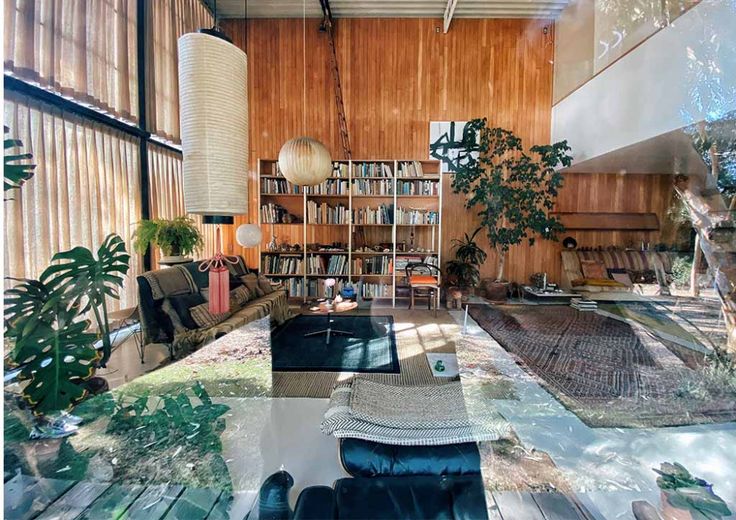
[
  {"left": 278, "top": 137, "right": 332, "bottom": 186},
  {"left": 178, "top": 32, "right": 248, "bottom": 218},
  {"left": 236, "top": 224, "right": 262, "bottom": 247}
]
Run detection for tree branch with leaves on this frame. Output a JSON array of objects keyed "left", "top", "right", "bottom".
[{"left": 448, "top": 119, "right": 572, "bottom": 281}]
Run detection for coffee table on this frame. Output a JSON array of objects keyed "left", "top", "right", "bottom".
[{"left": 305, "top": 300, "right": 358, "bottom": 345}]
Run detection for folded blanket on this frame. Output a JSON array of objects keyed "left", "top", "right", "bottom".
[
  {"left": 322, "top": 383, "right": 508, "bottom": 446},
  {"left": 350, "top": 379, "right": 471, "bottom": 429}
]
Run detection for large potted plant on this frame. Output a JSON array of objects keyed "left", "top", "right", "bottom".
[
  {"left": 133, "top": 216, "right": 204, "bottom": 263},
  {"left": 5, "top": 234, "right": 131, "bottom": 422},
  {"left": 445, "top": 227, "right": 487, "bottom": 294},
  {"left": 448, "top": 119, "right": 571, "bottom": 300}
]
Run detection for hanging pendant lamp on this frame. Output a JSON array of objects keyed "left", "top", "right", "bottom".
[
  {"left": 277, "top": 0, "right": 332, "bottom": 187},
  {"left": 178, "top": 22, "right": 248, "bottom": 224}
]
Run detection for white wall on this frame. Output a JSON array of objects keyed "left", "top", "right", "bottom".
[{"left": 552, "top": 0, "right": 736, "bottom": 167}]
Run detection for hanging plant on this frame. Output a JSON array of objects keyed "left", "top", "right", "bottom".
[{"left": 133, "top": 217, "right": 204, "bottom": 258}]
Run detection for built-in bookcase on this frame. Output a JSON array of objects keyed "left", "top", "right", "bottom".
[{"left": 258, "top": 159, "right": 442, "bottom": 307}]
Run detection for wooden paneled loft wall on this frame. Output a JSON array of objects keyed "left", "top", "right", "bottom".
[{"left": 222, "top": 18, "right": 674, "bottom": 284}]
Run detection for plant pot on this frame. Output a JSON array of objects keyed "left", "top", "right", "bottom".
[
  {"left": 160, "top": 254, "right": 192, "bottom": 264},
  {"left": 84, "top": 376, "right": 109, "bottom": 395},
  {"left": 483, "top": 281, "right": 510, "bottom": 302}
]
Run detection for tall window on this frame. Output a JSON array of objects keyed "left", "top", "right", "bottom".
[
  {"left": 146, "top": 0, "right": 213, "bottom": 143},
  {"left": 4, "top": 0, "right": 139, "bottom": 122},
  {"left": 4, "top": 93, "right": 143, "bottom": 308}
]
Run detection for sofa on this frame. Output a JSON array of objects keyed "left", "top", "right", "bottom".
[
  {"left": 258, "top": 439, "right": 487, "bottom": 520},
  {"left": 560, "top": 249, "right": 675, "bottom": 300},
  {"left": 137, "top": 256, "right": 291, "bottom": 358}
]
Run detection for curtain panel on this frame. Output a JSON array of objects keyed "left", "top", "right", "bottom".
[
  {"left": 4, "top": 93, "right": 143, "bottom": 309},
  {"left": 4, "top": 0, "right": 139, "bottom": 123},
  {"left": 148, "top": 143, "right": 220, "bottom": 265},
  {"left": 146, "top": 0, "right": 213, "bottom": 144}
]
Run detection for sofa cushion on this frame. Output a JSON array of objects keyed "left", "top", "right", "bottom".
[
  {"left": 339, "top": 439, "right": 481, "bottom": 477},
  {"left": 580, "top": 259, "right": 608, "bottom": 279},
  {"left": 241, "top": 273, "right": 265, "bottom": 297},
  {"left": 168, "top": 292, "right": 207, "bottom": 330},
  {"left": 258, "top": 275, "right": 275, "bottom": 295},
  {"left": 333, "top": 475, "right": 487, "bottom": 520},
  {"left": 231, "top": 285, "right": 252, "bottom": 308},
  {"left": 189, "top": 302, "right": 230, "bottom": 328}
]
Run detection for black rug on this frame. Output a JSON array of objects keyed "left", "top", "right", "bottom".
[{"left": 271, "top": 314, "right": 400, "bottom": 373}]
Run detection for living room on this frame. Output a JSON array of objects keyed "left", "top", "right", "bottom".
[{"left": 3, "top": 0, "right": 736, "bottom": 519}]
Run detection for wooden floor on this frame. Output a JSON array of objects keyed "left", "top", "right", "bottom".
[
  {"left": 4, "top": 474, "right": 231, "bottom": 520},
  {"left": 6, "top": 473, "right": 597, "bottom": 520}
]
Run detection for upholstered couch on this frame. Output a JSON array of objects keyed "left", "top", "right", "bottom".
[
  {"left": 137, "top": 256, "right": 290, "bottom": 358},
  {"left": 560, "top": 249, "right": 675, "bottom": 299}
]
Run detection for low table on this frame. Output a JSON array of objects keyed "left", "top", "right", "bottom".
[
  {"left": 522, "top": 286, "right": 577, "bottom": 304},
  {"left": 306, "top": 300, "right": 359, "bottom": 345}
]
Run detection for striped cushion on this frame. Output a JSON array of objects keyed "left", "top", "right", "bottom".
[{"left": 190, "top": 303, "right": 230, "bottom": 328}]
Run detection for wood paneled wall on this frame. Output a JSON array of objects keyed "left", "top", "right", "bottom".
[{"left": 221, "top": 17, "right": 674, "bottom": 284}]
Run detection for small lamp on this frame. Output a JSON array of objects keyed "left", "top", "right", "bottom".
[{"left": 236, "top": 224, "right": 262, "bottom": 248}]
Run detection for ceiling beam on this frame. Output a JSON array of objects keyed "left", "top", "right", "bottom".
[{"left": 443, "top": 0, "right": 459, "bottom": 33}]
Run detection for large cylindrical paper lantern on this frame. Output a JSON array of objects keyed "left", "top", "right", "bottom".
[
  {"left": 178, "top": 32, "right": 248, "bottom": 217},
  {"left": 278, "top": 137, "right": 332, "bottom": 186}
]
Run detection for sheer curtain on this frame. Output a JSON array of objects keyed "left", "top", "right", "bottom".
[
  {"left": 4, "top": 93, "right": 143, "bottom": 308},
  {"left": 148, "top": 144, "right": 220, "bottom": 265},
  {"left": 4, "top": 0, "right": 139, "bottom": 122},
  {"left": 146, "top": 0, "right": 213, "bottom": 143}
]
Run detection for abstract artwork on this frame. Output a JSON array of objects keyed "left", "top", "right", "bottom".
[{"left": 429, "top": 121, "right": 479, "bottom": 172}]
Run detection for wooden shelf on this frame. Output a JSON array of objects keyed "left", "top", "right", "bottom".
[{"left": 258, "top": 158, "right": 442, "bottom": 308}]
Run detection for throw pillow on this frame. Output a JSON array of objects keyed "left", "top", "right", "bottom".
[
  {"left": 580, "top": 259, "right": 608, "bottom": 279},
  {"left": 167, "top": 292, "right": 207, "bottom": 330},
  {"left": 257, "top": 275, "right": 274, "bottom": 295},
  {"left": 607, "top": 268, "right": 633, "bottom": 287},
  {"left": 241, "top": 273, "right": 265, "bottom": 297},
  {"left": 189, "top": 303, "right": 230, "bottom": 329},
  {"left": 230, "top": 285, "right": 252, "bottom": 309}
]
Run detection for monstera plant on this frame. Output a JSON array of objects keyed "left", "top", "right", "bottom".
[
  {"left": 4, "top": 125, "right": 36, "bottom": 199},
  {"left": 4, "top": 234, "right": 131, "bottom": 415}
]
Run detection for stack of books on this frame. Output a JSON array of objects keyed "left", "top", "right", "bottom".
[
  {"left": 353, "top": 162, "right": 392, "bottom": 178},
  {"left": 285, "top": 278, "right": 304, "bottom": 297},
  {"left": 352, "top": 179, "right": 393, "bottom": 195},
  {"left": 396, "top": 207, "right": 439, "bottom": 225},
  {"left": 353, "top": 256, "right": 393, "bottom": 275},
  {"left": 397, "top": 179, "right": 438, "bottom": 195},
  {"left": 262, "top": 256, "right": 302, "bottom": 275},
  {"left": 304, "top": 179, "right": 349, "bottom": 195},
  {"left": 261, "top": 178, "right": 299, "bottom": 194},
  {"left": 261, "top": 203, "right": 297, "bottom": 224},
  {"left": 571, "top": 298, "right": 597, "bottom": 311},
  {"left": 308, "top": 255, "right": 348, "bottom": 275}
]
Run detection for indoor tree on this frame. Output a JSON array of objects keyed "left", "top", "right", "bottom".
[{"left": 448, "top": 118, "right": 572, "bottom": 281}]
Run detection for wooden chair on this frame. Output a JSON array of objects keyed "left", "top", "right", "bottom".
[{"left": 405, "top": 262, "right": 440, "bottom": 315}]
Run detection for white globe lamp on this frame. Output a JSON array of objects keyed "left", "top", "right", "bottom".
[
  {"left": 236, "top": 224, "right": 262, "bottom": 248},
  {"left": 278, "top": 137, "right": 332, "bottom": 186}
]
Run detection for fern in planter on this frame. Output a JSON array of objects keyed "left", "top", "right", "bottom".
[
  {"left": 133, "top": 217, "right": 204, "bottom": 258},
  {"left": 445, "top": 227, "right": 487, "bottom": 289},
  {"left": 447, "top": 119, "right": 571, "bottom": 281},
  {"left": 4, "top": 234, "right": 131, "bottom": 414}
]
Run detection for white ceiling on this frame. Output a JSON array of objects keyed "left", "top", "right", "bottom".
[{"left": 207, "top": 0, "right": 569, "bottom": 20}]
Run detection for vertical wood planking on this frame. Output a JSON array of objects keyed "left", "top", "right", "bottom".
[{"left": 222, "top": 18, "right": 673, "bottom": 284}]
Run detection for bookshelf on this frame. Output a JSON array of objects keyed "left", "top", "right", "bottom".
[{"left": 258, "top": 158, "right": 442, "bottom": 307}]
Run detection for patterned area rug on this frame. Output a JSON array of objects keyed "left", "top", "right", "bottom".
[{"left": 468, "top": 304, "right": 736, "bottom": 428}]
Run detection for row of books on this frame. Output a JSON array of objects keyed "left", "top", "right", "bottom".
[
  {"left": 352, "top": 179, "right": 393, "bottom": 196},
  {"left": 307, "top": 202, "right": 350, "bottom": 224},
  {"left": 261, "top": 178, "right": 299, "bottom": 195},
  {"left": 394, "top": 255, "right": 438, "bottom": 273},
  {"left": 354, "top": 162, "right": 392, "bottom": 178},
  {"left": 307, "top": 255, "right": 348, "bottom": 275},
  {"left": 304, "top": 179, "right": 350, "bottom": 195},
  {"left": 397, "top": 179, "right": 438, "bottom": 196},
  {"left": 263, "top": 162, "right": 349, "bottom": 178},
  {"left": 360, "top": 283, "right": 391, "bottom": 298},
  {"left": 353, "top": 204, "right": 394, "bottom": 225},
  {"left": 353, "top": 256, "right": 392, "bottom": 275},
  {"left": 397, "top": 161, "right": 426, "bottom": 178},
  {"left": 396, "top": 208, "right": 439, "bottom": 225},
  {"left": 284, "top": 278, "right": 305, "bottom": 297},
  {"left": 262, "top": 256, "right": 302, "bottom": 275},
  {"left": 261, "top": 203, "right": 298, "bottom": 224}
]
